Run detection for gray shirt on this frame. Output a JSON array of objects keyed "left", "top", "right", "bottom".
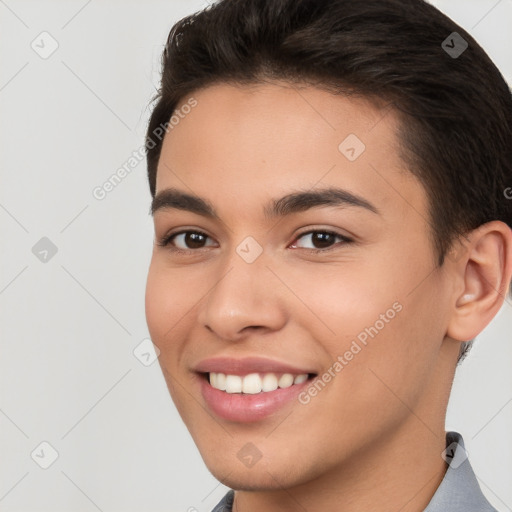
[{"left": 211, "top": 431, "right": 497, "bottom": 511}]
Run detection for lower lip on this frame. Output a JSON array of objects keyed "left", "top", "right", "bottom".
[{"left": 199, "top": 374, "right": 312, "bottom": 423}]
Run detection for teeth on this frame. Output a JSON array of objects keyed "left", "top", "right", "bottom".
[
  {"left": 242, "top": 373, "right": 261, "bottom": 394},
  {"left": 262, "top": 373, "right": 278, "bottom": 392},
  {"left": 225, "top": 374, "right": 242, "bottom": 393},
  {"left": 216, "top": 372, "right": 226, "bottom": 391},
  {"left": 209, "top": 372, "right": 310, "bottom": 394},
  {"left": 293, "top": 374, "right": 308, "bottom": 384},
  {"left": 209, "top": 372, "right": 226, "bottom": 391},
  {"left": 278, "top": 373, "right": 294, "bottom": 388}
]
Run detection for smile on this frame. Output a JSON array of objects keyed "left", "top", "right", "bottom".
[
  {"left": 208, "top": 371, "right": 310, "bottom": 394},
  {"left": 194, "top": 356, "right": 318, "bottom": 422}
]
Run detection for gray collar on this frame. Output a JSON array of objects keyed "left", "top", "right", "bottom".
[{"left": 424, "top": 431, "right": 496, "bottom": 511}]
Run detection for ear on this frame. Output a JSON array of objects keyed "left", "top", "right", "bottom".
[{"left": 446, "top": 220, "right": 512, "bottom": 342}]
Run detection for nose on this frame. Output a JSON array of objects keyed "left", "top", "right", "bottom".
[{"left": 196, "top": 251, "right": 288, "bottom": 342}]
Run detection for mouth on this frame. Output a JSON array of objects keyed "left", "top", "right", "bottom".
[{"left": 196, "top": 370, "right": 318, "bottom": 423}]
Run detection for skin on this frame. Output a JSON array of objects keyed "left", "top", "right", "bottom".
[{"left": 145, "top": 82, "right": 512, "bottom": 512}]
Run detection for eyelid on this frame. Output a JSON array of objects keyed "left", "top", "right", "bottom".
[
  {"left": 157, "top": 226, "right": 354, "bottom": 254},
  {"left": 289, "top": 228, "right": 353, "bottom": 251},
  {"left": 156, "top": 229, "right": 215, "bottom": 250}
]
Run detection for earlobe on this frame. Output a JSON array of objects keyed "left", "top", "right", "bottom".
[{"left": 446, "top": 221, "right": 512, "bottom": 342}]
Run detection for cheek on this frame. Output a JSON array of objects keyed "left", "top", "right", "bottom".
[
  {"left": 324, "top": 285, "right": 443, "bottom": 432},
  {"left": 284, "top": 261, "right": 397, "bottom": 343},
  {"left": 144, "top": 261, "right": 190, "bottom": 349},
  {"left": 144, "top": 264, "right": 167, "bottom": 341},
  {"left": 145, "top": 262, "right": 196, "bottom": 413},
  {"left": 289, "top": 260, "right": 436, "bottom": 402}
]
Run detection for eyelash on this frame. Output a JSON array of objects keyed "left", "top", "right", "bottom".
[{"left": 156, "top": 229, "right": 353, "bottom": 255}]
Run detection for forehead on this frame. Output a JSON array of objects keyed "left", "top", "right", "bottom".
[{"left": 155, "top": 82, "right": 424, "bottom": 223}]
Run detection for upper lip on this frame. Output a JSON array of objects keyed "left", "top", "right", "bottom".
[{"left": 194, "top": 356, "right": 316, "bottom": 376}]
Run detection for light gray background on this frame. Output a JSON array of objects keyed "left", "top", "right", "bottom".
[{"left": 0, "top": 1, "right": 511, "bottom": 511}]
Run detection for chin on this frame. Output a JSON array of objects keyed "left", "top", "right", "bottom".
[
  {"left": 208, "top": 465, "right": 298, "bottom": 492},
  {"left": 200, "top": 448, "right": 321, "bottom": 492}
]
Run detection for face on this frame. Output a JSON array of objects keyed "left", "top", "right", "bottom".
[{"left": 145, "top": 82, "right": 457, "bottom": 491}]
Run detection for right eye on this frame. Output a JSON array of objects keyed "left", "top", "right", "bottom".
[{"left": 156, "top": 230, "right": 217, "bottom": 253}]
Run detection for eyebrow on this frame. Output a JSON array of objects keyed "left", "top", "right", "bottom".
[{"left": 150, "top": 186, "right": 380, "bottom": 219}]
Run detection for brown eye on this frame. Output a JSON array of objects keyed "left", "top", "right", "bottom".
[
  {"left": 178, "top": 232, "right": 208, "bottom": 249},
  {"left": 291, "top": 230, "right": 353, "bottom": 252},
  {"left": 158, "top": 230, "right": 215, "bottom": 251}
]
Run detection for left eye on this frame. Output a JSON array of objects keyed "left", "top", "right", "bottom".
[{"left": 291, "top": 230, "right": 352, "bottom": 251}]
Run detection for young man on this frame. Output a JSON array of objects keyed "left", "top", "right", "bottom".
[{"left": 144, "top": 0, "right": 512, "bottom": 510}]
